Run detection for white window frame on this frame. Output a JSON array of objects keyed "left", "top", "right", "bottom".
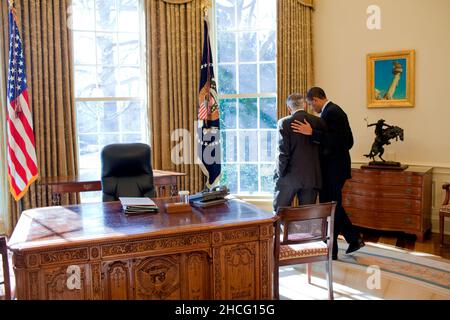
[
  {"left": 213, "top": 0, "right": 277, "bottom": 196},
  {"left": 71, "top": 0, "right": 149, "bottom": 178}
]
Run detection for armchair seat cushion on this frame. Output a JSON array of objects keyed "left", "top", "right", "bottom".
[{"left": 279, "top": 241, "right": 328, "bottom": 260}]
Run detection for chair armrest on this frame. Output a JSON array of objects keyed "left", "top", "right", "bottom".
[{"left": 442, "top": 183, "right": 450, "bottom": 206}]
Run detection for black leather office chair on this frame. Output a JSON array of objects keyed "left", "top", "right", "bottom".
[{"left": 101, "top": 143, "right": 156, "bottom": 202}]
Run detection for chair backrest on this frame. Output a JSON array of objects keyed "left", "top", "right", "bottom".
[
  {"left": 101, "top": 143, "right": 156, "bottom": 202},
  {"left": 275, "top": 201, "right": 336, "bottom": 249}
]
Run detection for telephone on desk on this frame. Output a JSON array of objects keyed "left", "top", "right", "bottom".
[{"left": 189, "top": 186, "right": 230, "bottom": 207}]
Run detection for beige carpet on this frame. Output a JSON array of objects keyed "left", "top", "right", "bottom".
[{"left": 279, "top": 240, "right": 450, "bottom": 300}]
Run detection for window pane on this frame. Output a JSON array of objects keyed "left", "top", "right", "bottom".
[
  {"left": 118, "top": 0, "right": 139, "bottom": 32},
  {"left": 220, "top": 164, "right": 238, "bottom": 194},
  {"left": 118, "top": 33, "right": 140, "bottom": 65},
  {"left": 237, "top": 0, "right": 257, "bottom": 30},
  {"left": 257, "top": 0, "right": 276, "bottom": 29},
  {"left": 95, "top": 0, "right": 117, "bottom": 31},
  {"left": 240, "top": 164, "right": 258, "bottom": 193},
  {"left": 97, "top": 67, "right": 119, "bottom": 97},
  {"left": 259, "top": 63, "right": 276, "bottom": 93},
  {"left": 259, "top": 31, "right": 276, "bottom": 61},
  {"left": 216, "top": 0, "right": 235, "bottom": 31},
  {"left": 238, "top": 32, "right": 256, "bottom": 62},
  {"left": 260, "top": 164, "right": 275, "bottom": 193},
  {"left": 100, "top": 102, "right": 120, "bottom": 132},
  {"left": 219, "top": 99, "right": 237, "bottom": 129},
  {"left": 218, "top": 64, "right": 236, "bottom": 94},
  {"left": 238, "top": 64, "right": 257, "bottom": 94},
  {"left": 239, "top": 131, "right": 258, "bottom": 162},
  {"left": 118, "top": 67, "right": 141, "bottom": 97},
  {"left": 121, "top": 102, "right": 144, "bottom": 132},
  {"left": 238, "top": 98, "right": 257, "bottom": 129},
  {"left": 99, "top": 134, "right": 121, "bottom": 147},
  {"left": 73, "top": 32, "right": 96, "bottom": 64},
  {"left": 221, "top": 131, "right": 237, "bottom": 162},
  {"left": 76, "top": 101, "right": 98, "bottom": 134},
  {"left": 75, "top": 66, "right": 97, "bottom": 97},
  {"left": 218, "top": 32, "right": 236, "bottom": 63},
  {"left": 96, "top": 33, "right": 118, "bottom": 65},
  {"left": 260, "top": 130, "right": 276, "bottom": 162},
  {"left": 78, "top": 134, "right": 99, "bottom": 165},
  {"left": 260, "top": 97, "right": 276, "bottom": 129},
  {"left": 71, "top": 1, "right": 95, "bottom": 31},
  {"left": 123, "top": 134, "right": 144, "bottom": 143}
]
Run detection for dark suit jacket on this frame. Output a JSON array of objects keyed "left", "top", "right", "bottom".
[
  {"left": 275, "top": 110, "right": 326, "bottom": 189},
  {"left": 311, "top": 102, "right": 354, "bottom": 183}
]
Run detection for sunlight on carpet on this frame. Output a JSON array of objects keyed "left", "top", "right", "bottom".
[{"left": 278, "top": 240, "right": 450, "bottom": 300}]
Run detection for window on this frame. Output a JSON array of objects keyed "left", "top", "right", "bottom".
[
  {"left": 215, "top": 0, "right": 277, "bottom": 195},
  {"left": 71, "top": 0, "right": 147, "bottom": 201}
]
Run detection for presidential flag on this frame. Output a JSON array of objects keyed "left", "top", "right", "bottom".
[
  {"left": 6, "top": 3, "right": 38, "bottom": 201},
  {"left": 197, "top": 17, "right": 221, "bottom": 190}
]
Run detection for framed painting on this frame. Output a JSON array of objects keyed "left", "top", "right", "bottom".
[{"left": 367, "top": 50, "right": 415, "bottom": 108}]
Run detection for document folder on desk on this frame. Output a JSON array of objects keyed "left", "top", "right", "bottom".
[{"left": 119, "top": 197, "right": 159, "bottom": 214}]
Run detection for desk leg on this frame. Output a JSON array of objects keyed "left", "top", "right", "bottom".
[{"left": 52, "top": 192, "right": 61, "bottom": 206}]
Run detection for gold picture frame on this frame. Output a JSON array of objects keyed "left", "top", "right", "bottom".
[{"left": 367, "top": 50, "right": 415, "bottom": 108}]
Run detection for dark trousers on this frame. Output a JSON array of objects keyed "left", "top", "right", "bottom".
[
  {"left": 319, "top": 177, "right": 360, "bottom": 256},
  {"left": 273, "top": 186, "right": 318, "bottom": 212}
]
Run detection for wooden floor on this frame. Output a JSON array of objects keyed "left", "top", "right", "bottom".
[{"left": 354, "top": 228, "right": 450, "bottom": 260}]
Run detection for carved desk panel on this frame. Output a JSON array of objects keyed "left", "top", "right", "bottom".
[{"left": 8, "top": 198, "right": 276, "bottom": 300}]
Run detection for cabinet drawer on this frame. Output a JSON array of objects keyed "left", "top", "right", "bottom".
[
  {"left": 345, "top": 207, "right": 421, "bottom": 231},
  {"left": 343, "top": 181, "right": 422, "bottom": 199},
  {"left": 351, "top": 169, "right": 424, "bottom": 186},
  {"left": 343, "top": 194, "right": 422, "bottom": 214}
]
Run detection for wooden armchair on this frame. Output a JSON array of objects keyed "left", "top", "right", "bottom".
[
  {"left": 274, "top": 202, "right": 336, "bottom": 300},
  {"left": 0, "top": 236, "right": 11, "bottom": 300},
  {"left": 440, "top": 183, "right": 450, "bottom": 246}
]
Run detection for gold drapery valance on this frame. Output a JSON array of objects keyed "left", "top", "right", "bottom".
[
  {"left": 162, "top": 0, "right": 193, "bottom": 3},
  {"left": 296, "top": 0, "right": 314, "bottom": 9}
]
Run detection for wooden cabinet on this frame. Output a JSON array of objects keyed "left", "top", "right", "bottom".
[
  {"left": 342, "top": 166, "right": 432, "bottom": 241},
  {"left": 8, "top": 199, "right": 276, "bottom": 300}
]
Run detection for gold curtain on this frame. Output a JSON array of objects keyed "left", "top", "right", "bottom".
[
  {"left": 277, "top": 0, "right": 315, "bottom": 119},
  {"left": 0, "top": 0, "right": 78, "bottom": 235},
  {"left": 145, "top": 0, "right": 205, "bottom": 194}
]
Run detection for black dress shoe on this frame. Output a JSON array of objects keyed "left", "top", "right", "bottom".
[
  {"left": 332, "top": 255, "right": 338, "bottom": 260},
  {"left": 345, "top": 238, "right": 365, "bottom": 254}
]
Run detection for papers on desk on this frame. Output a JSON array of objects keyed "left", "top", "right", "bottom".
[{"left": 119, "top": 197, "right": 159, "bottom": 214}]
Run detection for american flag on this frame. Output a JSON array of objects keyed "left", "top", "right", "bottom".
[{"left": 6, "top": 4, "right": 38, "bottom": 201}]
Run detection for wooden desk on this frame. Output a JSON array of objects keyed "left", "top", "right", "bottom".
[
  {"left": 8, "top": 198, "right": 276, "bottom": 300},
  {"left": 40, "top": 170, "right": 186, "bottom": 205}
]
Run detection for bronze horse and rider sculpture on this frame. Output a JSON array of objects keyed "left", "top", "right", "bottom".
[{"left": 364, "top": 119, "right": 406, "bottom": 169}]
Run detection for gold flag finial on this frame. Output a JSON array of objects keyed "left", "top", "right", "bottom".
[
  {"left": 8, "top": 0, "right": 14, "bottom": 8},
  {"left": 201, "top": 0, "right": 211, "bottom": 17}
]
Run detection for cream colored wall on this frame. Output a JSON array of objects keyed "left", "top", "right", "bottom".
[
  {"left": 313, "top": 0, "right": 450, "bottom": 168},
  {"left": 313, "top": 0, "right": 450, "bottom": 234}
]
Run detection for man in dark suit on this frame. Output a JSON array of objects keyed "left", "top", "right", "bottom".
[
  {"left": 291, "top": 87, "right": 365, "bottom": 260},
  {"left": 273, "top": 93, "right": 326, "bottom": 212}
]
